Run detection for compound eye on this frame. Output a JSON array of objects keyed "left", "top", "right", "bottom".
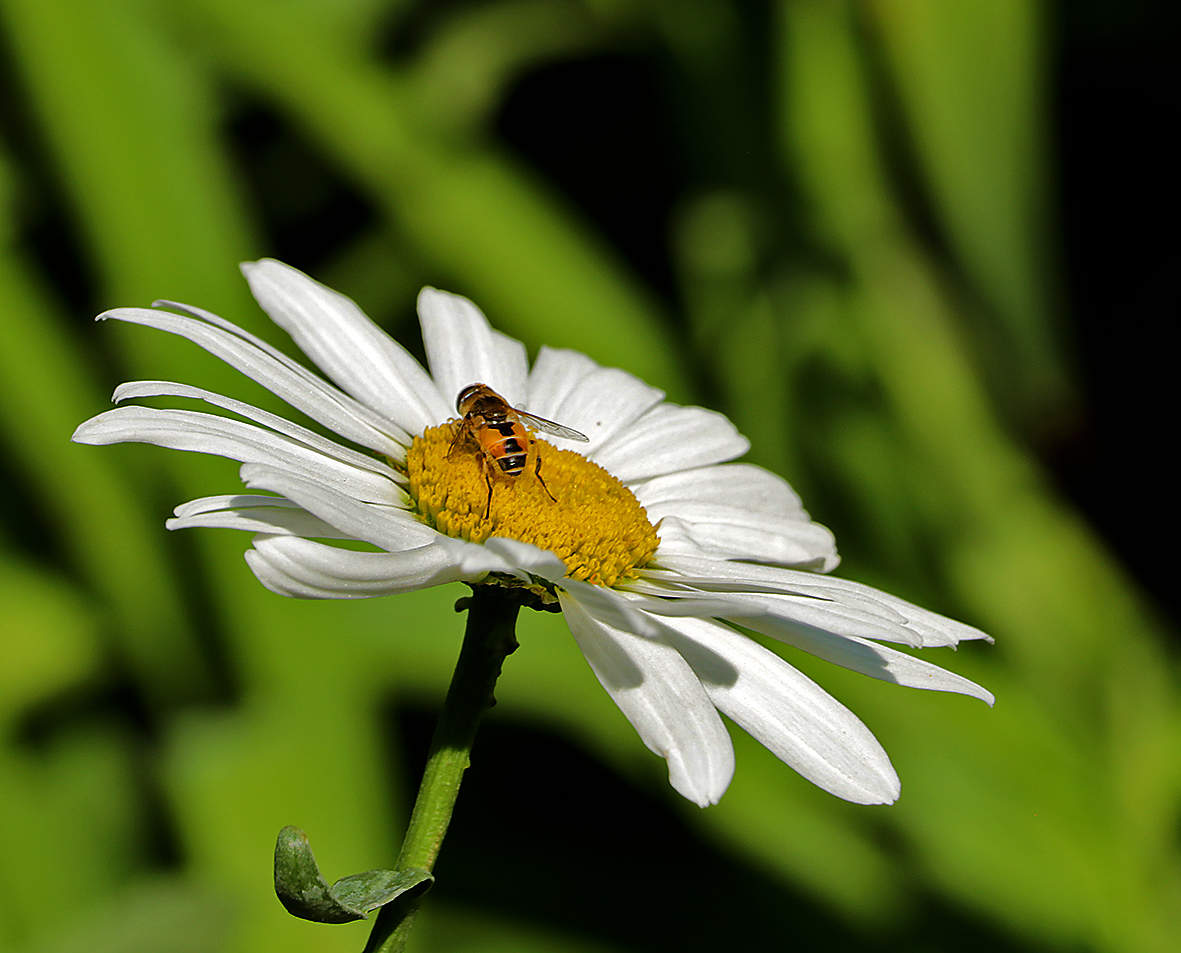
[{"left": 455, "top": 383, "right": 482, "bottom": 414}]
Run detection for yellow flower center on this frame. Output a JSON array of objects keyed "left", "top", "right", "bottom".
[{"left": 405, "top": 422, "right": 659, "bottom": 588}]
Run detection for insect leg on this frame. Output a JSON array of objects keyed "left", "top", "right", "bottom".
[
  {"left": 483, "top": 466, "right": 494, "bottom": 520},
  {"left": 446, "top": 421, "right": 469, "bottom": 459},
  {"left": 534, "top": 455, "right": 558, "bottom": 503}
]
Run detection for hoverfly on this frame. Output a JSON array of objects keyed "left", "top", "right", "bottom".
[{"left": 448, "top": 383, "right": 589, "bottom": 518}]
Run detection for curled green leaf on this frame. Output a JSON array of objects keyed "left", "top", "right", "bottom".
[{"left": 273, "top": 826, "right": 432, "bottom": 924}]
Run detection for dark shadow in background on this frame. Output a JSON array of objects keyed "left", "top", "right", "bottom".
[
  {"left": 491, "top": 3, "right": 1180, "bottom": 630},
  {"left": 391, "top": 704, "right": 1037, "bottom": 953},
  {"left": 1051, "top": 0, "right": 1180, "bottom": 624}
]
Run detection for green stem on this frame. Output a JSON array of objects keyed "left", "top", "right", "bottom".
[{"left": 362, "top": 585, "right": 522, "bottom": 953}]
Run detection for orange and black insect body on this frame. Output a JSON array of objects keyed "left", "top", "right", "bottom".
[
  {"left": 449, "top": 382, "right": 589, "bottom": 518},
  {"left": 474, "top": 416, "right": 529, "bottom": 476}
]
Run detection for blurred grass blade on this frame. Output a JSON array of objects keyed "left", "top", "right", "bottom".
[
  {"left": 867, "top": 0, "right": 1063, "bottom": 415},
  {"left": 0, "top": 189, "right": 210, "bottom": 700},
  {"left": 181, "top": 0, "right": 686, "bottom": 393},
  {"left": 0, "top": 0, "right": 255, "bottom": 315}
]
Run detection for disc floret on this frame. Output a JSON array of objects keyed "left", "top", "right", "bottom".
[{"left": 405, "top": 422, "right": 659, "bottom": 588}]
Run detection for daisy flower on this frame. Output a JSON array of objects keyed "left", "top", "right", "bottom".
[{"left": 73, "top": 260, "right": 992, "bottom": 808}]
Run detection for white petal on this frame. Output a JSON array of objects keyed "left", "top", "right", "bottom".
[
  {"left": 113, "top": 381, "right": 403, "bottom": 482},
  {"left": 632, "top": 463, "right": 808, "bottom": 519},
  {"left": 173, "top": 494, "right": 285, "bottom": 519},
  {"left": 625, "top": 574, "right": 910, "bottom": 641},
  {"left": 430, "top": 535, "right": 542, "bottom": 580},
  {"left": 559, "top": 593, "right": 734, "bottom": 806},
  {"left": 167, "top": 494, "right": 347, "bottom": 537},
  {"left": 479, "top": 536, "right": 570, "bottom": 581},
  {"left": 624, "top": 571, "right": 807, "bottom": 599},
  {"left": 239, "top": 463, "right": 434, "bottom": 552},
  {"left": 161, "top": 297, "right": 412, "bottom": 447},
  {"left": 524, "top": 346, "right": 599, "bottom": 420},
  {"left": 657, "top": 616, "right": 901, "bottom": 804},
  {"left": 653, "top": 513, "right": 839, "bottom": 572},
  {"left": 623, "top": 580, "right": 922, "bottom": 646},
  {"left": 646, "top": 554, "right": 898, "bottom": 605},
  {"left": 491, "top": 331, "right": 529, "bottom": 410},
  {"left": 242, "top": 260, "right": 451, "bottom": 432},
  {"left": 418, "top": 288, "right": 528, "bottom": 409},
  {"left": 645, "top": 516, "right": 712, "bottom": 562},
  {"left": 725, "top": 590, "right": 922, "bottom": 644},
  {"left": 544, "top": 367, "right": 665, "bottom": 454},
  {"left": 613, "top": 590, "right": 747, "bottom": 621},
  {"left": 652, "top": 554, "right": 991, "bottom": 647},
  {"left": 593, "top": 404, "right": 750, "bottom": 482},
  {"left": 735, "top": 610, "right": 995, "bottom": 704},
  {"left": 245, "top": 534, "right": 465, "bottom": 599},
  {"left": 639, "top": 560, "right": 992, "bottom": 698},
  {"left": 557, "top": 579, "right": 665, "bottom": 638},
  {"left": 102, "top": 304, "right": 407, "bottom": 457},
  {"left": 73, "top": 406, "right": 402, "bottom": 504}
]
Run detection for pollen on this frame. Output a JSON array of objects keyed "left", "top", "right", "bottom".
[{"left": 405, "top": 422, "right": 660, "bottom": 588}]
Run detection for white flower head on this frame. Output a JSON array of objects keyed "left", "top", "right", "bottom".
[{"left": 73, "top": 260, "right": 992, "bottom": 807}]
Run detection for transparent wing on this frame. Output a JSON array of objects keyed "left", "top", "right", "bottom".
[{"left": 514, "top": 407, "right": 590, "bottom": 442}]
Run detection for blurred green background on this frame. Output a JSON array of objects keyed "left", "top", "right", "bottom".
[{"left": 1, "top": 1, "right": 1177, "bottom": 951}]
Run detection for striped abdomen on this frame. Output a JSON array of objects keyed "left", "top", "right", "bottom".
[{"left": 476, "top": 419, "right": 529, "bottom": 476}]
